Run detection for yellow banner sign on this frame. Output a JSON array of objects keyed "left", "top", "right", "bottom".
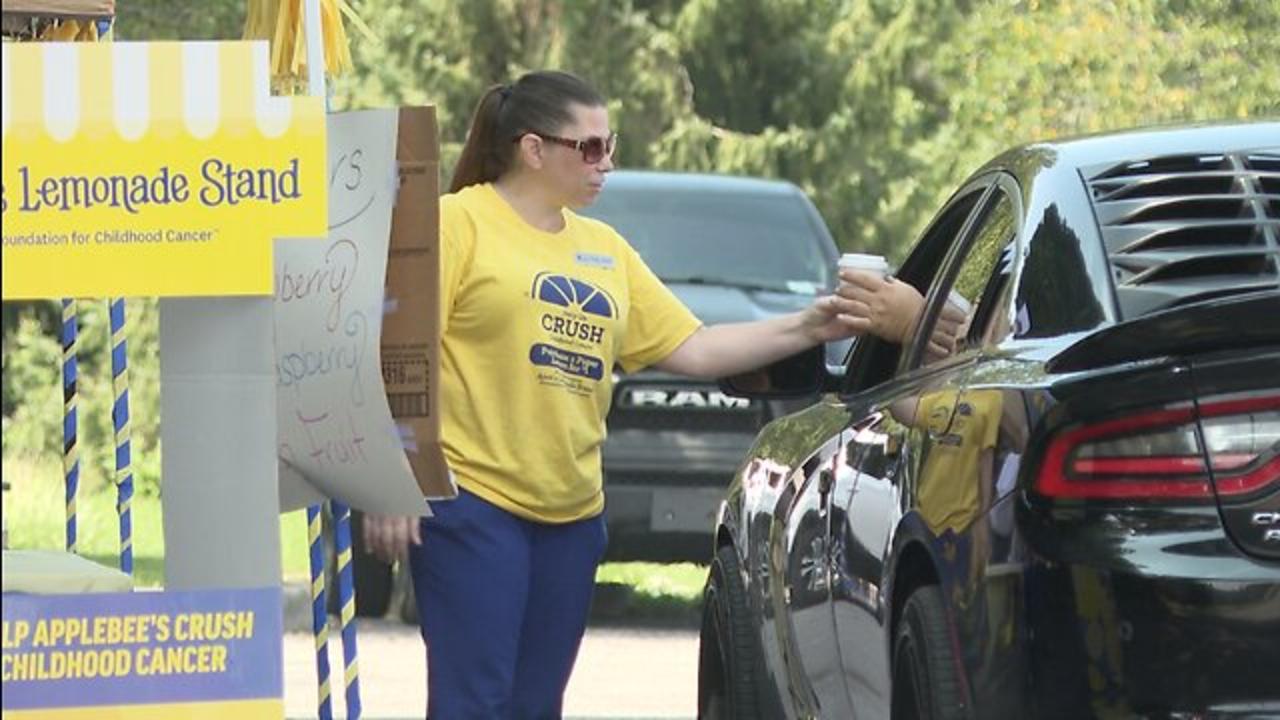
[{"left": 1, "top": 41, "right": 326, "bottom": 299}]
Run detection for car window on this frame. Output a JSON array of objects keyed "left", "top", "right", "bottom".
[
  {"left": 913, "top": 190, "right": 1017, "bottom": 367},
  {"left": 841, "top": 183, "right": 992, "bottom": 394},
  {"left": 583, "top": 188, "right": 835, "bottom": 293}
]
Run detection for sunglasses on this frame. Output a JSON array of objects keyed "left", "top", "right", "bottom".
[{"left": 517, "top": 131, "right": 618, "bottom": 164}]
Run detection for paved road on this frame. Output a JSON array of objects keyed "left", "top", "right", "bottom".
[{"left": 284, "top": 618, "right": 699, "bottom": 719}]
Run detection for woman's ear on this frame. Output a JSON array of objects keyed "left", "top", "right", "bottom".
[{"left": 514, "top": 133, "right": 545, "bottom": 171}]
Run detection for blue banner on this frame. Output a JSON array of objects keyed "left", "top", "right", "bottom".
[{"left": 1, "top": 587, "right": 282, "bottom": 713}]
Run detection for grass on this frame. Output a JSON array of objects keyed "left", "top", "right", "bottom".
[
  {"left": 592, "top": 561, "right": 707, "bottom": 627},
  {"left": 3, "top": 457, "right": 710, "bottom": 625},
  {"left": 3, "top": 457, "right": 312, "bottom": 588}
]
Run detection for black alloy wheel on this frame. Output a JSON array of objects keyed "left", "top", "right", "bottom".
[
  {"left": 892, "top": 585, "right": 966, "bottom": 720},
  {"left": 698, "top": 545, "right": 761, "bottom": 719}
]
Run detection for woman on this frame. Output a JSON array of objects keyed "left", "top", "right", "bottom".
[{"left": 363, "top": 69, "right": 926, "bottom": 718}]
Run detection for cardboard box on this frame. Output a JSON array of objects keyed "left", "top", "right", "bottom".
[{"left": 383, "top": 106, "right": 454, "bottom": 499}]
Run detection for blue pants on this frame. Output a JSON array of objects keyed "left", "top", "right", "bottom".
[{"left": 408, "top": 489, "right": 607, "bottom": 719}]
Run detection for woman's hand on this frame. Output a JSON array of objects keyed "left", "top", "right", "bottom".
[{"left": 362, "top": 513, "right": 423, "bottom": 564}]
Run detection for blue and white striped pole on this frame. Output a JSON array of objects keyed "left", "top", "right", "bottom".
[
  {"left": 61, "top": 299, "right": 80, "bottom": 553},
  {"left": 307, "top": 505, "right": 334, "bottom": 720},
  {"left": 109, "top": 298, "right": 133, "bottom": 577},
  {"left": 331, "top": 500, "right": 362, "bottom": 719},
  {"left": 301, "top": 3, "right": 360, "bottom": 716}
]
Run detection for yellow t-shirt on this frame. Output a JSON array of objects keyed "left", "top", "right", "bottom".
[
  {"left": 915, "top": 388, "right": 1003, "bottom": 535},
  {"left": 439, "top": 183, "right": 702, "bottom": 523}
]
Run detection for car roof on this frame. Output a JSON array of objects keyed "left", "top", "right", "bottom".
[
  {"left": 982, "top": 120, "right": 1279, "bottom": 179},
  {"left": 601, "top": 169, "right": 806, "bottom": 197}
]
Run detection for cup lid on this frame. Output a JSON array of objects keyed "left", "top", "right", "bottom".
[
  {"left": 838, "top": 253, "right": 889, "bottom": 271},
  {"left": 946, "top": 289, "right": 972, "bottom": 315}
]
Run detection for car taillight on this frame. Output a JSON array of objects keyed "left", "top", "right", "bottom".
[
  {"left": 1199, "top": 397, "right": 1280, "bottom": 495},
  {"left": 1037, "top": 394, "right": 1280, "bottom": 501}
]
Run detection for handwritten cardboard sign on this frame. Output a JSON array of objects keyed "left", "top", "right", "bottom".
[{"left": 274, "top": 108, "right": 453, "bottom": 513}]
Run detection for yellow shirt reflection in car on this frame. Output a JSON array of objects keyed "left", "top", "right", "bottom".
[{"left": 915, "top": 389, "right": 1003, "bottom": 536}]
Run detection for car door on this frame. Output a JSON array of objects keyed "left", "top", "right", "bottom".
[
  {"left": 775, "top": 429, "right": 859, "bottom": 718},
  {"left": 830, "top": 348, "right": 977, "bottom": 718},
  {"left": 828, "top": 178, "right": 1023, "bottom": 716},
  {"left": 756, "top": 402, "right": 856, "bottom": 718}
]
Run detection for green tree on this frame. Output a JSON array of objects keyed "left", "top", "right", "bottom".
[
  {"left": 334, "top": 0, "right": 692, "bottom": 173},
  {"left": 674, "top": 0, "right": 846, "bottom": 132},
  {"left": 2, "top": 299, "right": 161, "bottom": 497},
  {"left": 114, "top": 0, "right": 244, "bottom": 41}
]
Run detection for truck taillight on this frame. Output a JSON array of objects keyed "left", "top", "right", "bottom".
[{"left": 1037, "top": 394, "right": 1280, "bottom": 501}]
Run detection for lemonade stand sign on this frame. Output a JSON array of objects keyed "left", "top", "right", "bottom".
[
  {"left": 0, "top": 41, "right": 326, "bottom": 299},
  {"left": 0, "top": 39, "right": 325, "bottom": 719}
]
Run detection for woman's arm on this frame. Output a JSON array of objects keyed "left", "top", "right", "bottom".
[
  {"left": 652, "top": 306, "right": 844, "bottom": 379},
  {"left": 654, "top": 269, "right": 933, "bottom": 380}
]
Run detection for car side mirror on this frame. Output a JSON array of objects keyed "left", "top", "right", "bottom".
[{"left": 719, "top": 344, "right": 843, "bottom": 399}]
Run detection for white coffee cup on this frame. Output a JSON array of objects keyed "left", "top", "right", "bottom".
[
  {"left": 838, "top": 253, "right": 890, "bottom": 278},
  {"left": 946, "top": 289, "right": 972, "bottom": 316}
]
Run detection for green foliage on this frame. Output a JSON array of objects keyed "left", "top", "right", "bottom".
[
  {"left": 3, "top": 458, "right": 314, "bottom": 587},
  {"left": 113, "top": 0, "right": 244, "bottom": 41},
  {"left": 675, "top": 0, "right": 846, "bottom": 132},
  {"left": 2, "top": 299, "right": 161, "bottom": 498},
  {"left": 6, "top": 0, "right": 1277, "bottom": 502}
]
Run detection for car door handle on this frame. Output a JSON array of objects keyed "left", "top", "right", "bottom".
[{"left": 818, "top": 468, "right": 833, "bottom": 499}]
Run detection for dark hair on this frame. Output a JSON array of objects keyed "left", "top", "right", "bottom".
[{"left": 448, "top": 70, "right": 605, "bottom": 193}]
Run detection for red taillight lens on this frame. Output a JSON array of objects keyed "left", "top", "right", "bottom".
[
  {"left": 1199, "top": 397, "right": 1280, "bottom": 495},
  {"left": 1037, "top": 395, "right": 1280, "bottom": 501}
]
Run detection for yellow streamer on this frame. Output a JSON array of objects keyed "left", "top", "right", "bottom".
[{"left": 243, "top": 0, "right": 371, "bottom": 81}]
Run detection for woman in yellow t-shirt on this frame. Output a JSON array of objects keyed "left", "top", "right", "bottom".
[{"left": 362, "top": 69, "right": 921, "bottom": 717}]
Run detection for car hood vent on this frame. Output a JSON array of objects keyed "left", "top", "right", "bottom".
[{"left": 1084, "top": 150, "right": 1280, "bottom": 318}]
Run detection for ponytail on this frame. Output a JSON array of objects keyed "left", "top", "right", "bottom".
[
  {"left": 448, "top": 85, "right": 509, "bottom": 194},
  {"left": 448, "top": 71, "right": 606, "bottom": 194}
]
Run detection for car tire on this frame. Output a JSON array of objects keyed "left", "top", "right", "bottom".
[
  {"left": 892, "top": 585, "right": 966, "bottom": 720},
  {"left": 698, "top": 545, "right": 760, "bottom": 720}
]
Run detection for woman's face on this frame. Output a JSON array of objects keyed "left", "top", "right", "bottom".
[{"left": 540, "top": 102, "right": 615, "bottom": 209}]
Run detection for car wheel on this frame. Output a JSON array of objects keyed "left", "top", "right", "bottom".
[
  {"left": 892, "top": 585, "right": 965, "bottom": 720},
  {"left": 698, "top": 545, "right": 760, "bottom": 720}
]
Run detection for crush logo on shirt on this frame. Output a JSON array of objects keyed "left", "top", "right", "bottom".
[
  {"left": 528, "top": 272, "right": 615, "bottom": 382},
  {"left": 533, "top": 273, "right": 616, "bottom": 318}
]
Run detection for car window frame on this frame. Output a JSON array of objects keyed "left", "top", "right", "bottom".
[
  {"left": 902, "top": 173, "right": 1024, "bottom": 372},
  {"left": 839, "top": 175, "right": 999, "bottom": 397}
]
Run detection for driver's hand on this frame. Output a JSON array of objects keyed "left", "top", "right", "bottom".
[
  {"left": 924, "top": 301, "right": 969, "bottom": 361},
  {"left": 836, "top": 270, "right": 925, "bottom": 345}
]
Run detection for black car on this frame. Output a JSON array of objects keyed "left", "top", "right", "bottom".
[
  {"left": 580, "top": 170, "right": 843, "bottom": 561},
  {"left": 698, "top": 123, "right": 1280, "bottom": 719}
]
